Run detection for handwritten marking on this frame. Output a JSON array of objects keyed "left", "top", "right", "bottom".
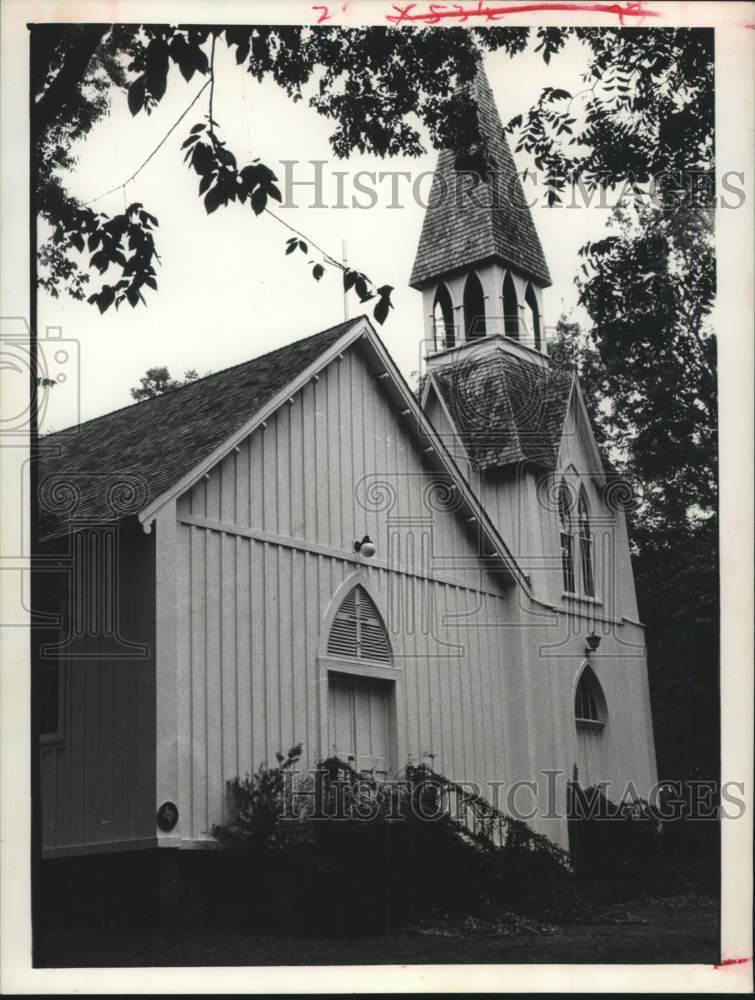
[
  {"left": 385, "top": 2, "right": 660, "bottom": 26},
  {"left": 313, "top": 2, "right": 351, "bottom": 23}
]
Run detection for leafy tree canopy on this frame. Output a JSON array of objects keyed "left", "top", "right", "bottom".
[
  {"left": 129, "top": 365, "right": 201, "bottom": 401},
  {"left": 34, "top": 24, "right": 713, "bottom": 323}
]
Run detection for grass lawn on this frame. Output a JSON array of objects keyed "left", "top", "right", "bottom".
[{"left": 39, "top": 894, "right": 718, "bottom": 967}]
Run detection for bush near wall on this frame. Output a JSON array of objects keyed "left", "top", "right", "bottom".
[
  {"left": 210, "top": 750, "right": 575, "bottom": 935},
  {"left": 567, "top": 783, "right": 669, "bottom": 901}
]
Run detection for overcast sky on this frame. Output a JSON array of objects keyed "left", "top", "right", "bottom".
[{"left": 38, "top": 32, "right": 613, "bottom": 431}]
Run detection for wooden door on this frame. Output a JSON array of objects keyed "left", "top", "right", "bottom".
[{"left": 328, "top": 673, "right": 392, "bottom": 779}]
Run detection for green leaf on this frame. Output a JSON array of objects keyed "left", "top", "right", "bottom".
[{"left": 312, "top": 263, "right": 325, "bottom": 281}]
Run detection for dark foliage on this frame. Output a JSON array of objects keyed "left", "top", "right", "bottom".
[
  {"left": 210, "top": 752, "right": 574, "bottom": 934},
  {"left": 568, "top": 784, "right": 666, "bottom": 901},
  {"left": 129, "top": 365, "right": 201, "bottom": 400},
  {"left": 549, "top": 143, "right": 718, "bottom": 787},
  {"left": 33, "top": 25, "right": 712, "bottom": 330}
]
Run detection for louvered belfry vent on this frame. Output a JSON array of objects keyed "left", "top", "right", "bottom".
[{"left": 327, "top": 586, "right": 392, "bottom": 663}]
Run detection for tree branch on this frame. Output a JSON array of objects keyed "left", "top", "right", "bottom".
[{"left": 32, "top": 25, "right": 109, "bottom": 139}]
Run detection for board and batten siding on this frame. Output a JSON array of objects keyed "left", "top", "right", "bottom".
[
  {"left": 40, "top": 521, "right": 156, "bottom": 855},
  {"left": 172, "top": 344, "right": 521, "bottom": 843}
]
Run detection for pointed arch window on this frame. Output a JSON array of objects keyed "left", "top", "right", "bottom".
[
  {"left": 433, "top": 284, "right": 455, "bottom": 351},
  {"left": 463, "top": 272, "right": 486, "bottom": 341},
  {"left": 525, "top": 282, "right": 541, "bottom": 351},
  {"left": 578, "top": 486, "right": 595, "bottom": 598},
  {"left": 575, "top": 667, "right": 606, "bottom": 730},
  {"left": 502, "top": 272, "right": 519, "bottom": 340},
  {"left": 558, "top": 480, "right": 576, "bottom": 594},
  {"left": 327, "top": 585, "right": 392, "bottom": 663}
]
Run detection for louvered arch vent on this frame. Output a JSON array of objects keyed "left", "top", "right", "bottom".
[{"left": 327, "top": 585, "right": 392, "bottom": 663}]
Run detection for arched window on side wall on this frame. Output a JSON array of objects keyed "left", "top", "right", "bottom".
[
  {"left": 574, "top": 665, "right": 607, "bottom": 788},
  {"left": 463, "top": 272, "right": 486, "bottom": 341},
  {"left": 578, "top": 486, "right": 595, "bottom": 597},
  {"left": 502, "top": 272, "right": 518, "bottom": 339},
  {"left": 575, "top": 666, "right": 607, "bottom": 729},
  {"left": 327, "top": 585, "right": 392, "bottom": 663},
  {"left": 558, "top": 480, "right": 576, "bottom": 594},
  {"left": 432, "top": 284, "right": 455, "bottom": 351},
  {"left": 525, "top": 282, "right": 541, "bottom": 351}
]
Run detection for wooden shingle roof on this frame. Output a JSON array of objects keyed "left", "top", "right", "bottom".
[
  {"left": 38, "top": 318, "right": 360, "bottom": 534},
  {"left": 410, "top": 66, "right": 551, "bottom": 290},
  {"left": 430, "top": 350, "right": 573, "bottom": 471}
]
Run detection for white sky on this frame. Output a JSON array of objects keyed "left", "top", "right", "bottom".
[{"left": 38, "top": 32, "right": 613, "bottom": 430}]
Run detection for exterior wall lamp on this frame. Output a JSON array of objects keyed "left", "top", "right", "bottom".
[
  {"left": 585, "top": 631, "right": 601, "bottom": 655},
  {"left": 353, "top": 535, "right": 376, "bottom": 558}
]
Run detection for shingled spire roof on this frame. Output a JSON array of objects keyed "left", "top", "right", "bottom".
[{"left": 410, "top": 65, "right": 551, "bottom": 289}]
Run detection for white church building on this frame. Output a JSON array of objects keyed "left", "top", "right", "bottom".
[{"left": 37, "top": 68, "right": 657, "bottom": 860}]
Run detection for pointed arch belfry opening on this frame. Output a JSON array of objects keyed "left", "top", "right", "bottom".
[
  {"left": 432, "top": 283, "right": 455, "bottom": 351},
  {"left": 502, "top": 272, "right": 519, "bottom": 340},
  {"left": 525, "top": 282, "right": 541, "bottom": 351},
  {"left": 463, "top": 272, "right": 486, "bottom": 341}
]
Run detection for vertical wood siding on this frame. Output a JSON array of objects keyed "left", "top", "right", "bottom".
[
  {"left": 40, "top": 521, "right": 156, "bottom": 853},
  {"left": 171, "top": 344, "right": 656, "bottom": 846},
  {"left": 175, "top": 347, "right": 518, "bottom": 841}
]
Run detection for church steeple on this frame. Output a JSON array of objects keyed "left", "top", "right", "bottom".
[{"left": 410, "top": 65, "right": 552, "bottom": 368}]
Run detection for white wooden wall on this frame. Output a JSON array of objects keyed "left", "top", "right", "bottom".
[
  {"left": 39, "top": 339, "right": 657, "bottom": 856},
  {"left": 173, "top": 345, "right": 523, "bottom": 842},
  {"left": 169, "top": 342, "right": 656, "bottom": 848}
]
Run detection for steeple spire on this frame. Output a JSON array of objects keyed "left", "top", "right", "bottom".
[
  {"left": 410, "top": 65, "right": 551, "bottom": 290},
  {"left": 411, "top": 64, "right": 552, "bottom": 365}
]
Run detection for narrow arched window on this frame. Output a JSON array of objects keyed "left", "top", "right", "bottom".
[
  {"left": 578, "top": 486, "right": 595, "bottom": 597},
  {"left": 502, "top": 272, "right": 519, "bottom": 340},
  {"left": 558, "top": 480, "right": 576, "bottom": 594},
  {"left": 327, "top": 585, "right": 391, "bottom": 663},
  {"left": 525, "top": 283, "right": 541, "bottom": 351},
  {"left": 433, "top": 284, "right": 455, "bottom": 351},
  {"left": 575, "top": 667, "right": 606, "bottom": 728},
  {"left": 463, "top": 272, "right": 486, "bottom": 341}
]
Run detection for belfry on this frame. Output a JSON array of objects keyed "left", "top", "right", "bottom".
[{"left": 411, "top": 66, "right": 551, "bottom": 370}]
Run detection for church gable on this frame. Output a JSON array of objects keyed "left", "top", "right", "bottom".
[
  {"left": 179, "top": 337, "right": 517, "bottom": 593},
  {"left": 556, "top": 379, "right": 607, "bottom": 482},
  {"left": 37, "top": 318, "right": 359, "bottom": 538}
]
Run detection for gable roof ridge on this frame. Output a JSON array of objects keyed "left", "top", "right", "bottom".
[
  {"left": 43, "top": 317, "right": 363, "bottom": 440},
  {"left": 38, "top": 316, "right": 366, "bottom": 537}
]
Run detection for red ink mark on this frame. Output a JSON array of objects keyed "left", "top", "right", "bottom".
[
  {"left": 714, "top": 957, "right": 751, "bottom": 969},
  {"left": 312, "top": 2, "right": 350, "bottom": 22},
  {"left": 386, "top": 1, "right": 660, "bottom": 27}
]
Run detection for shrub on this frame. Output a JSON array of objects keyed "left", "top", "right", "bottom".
[
  {"left": 567, "top": 783, "right": 666, "bottom": 900},
  {"left": 211, "top": 752, "right": 576, "bottom": 934}
]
